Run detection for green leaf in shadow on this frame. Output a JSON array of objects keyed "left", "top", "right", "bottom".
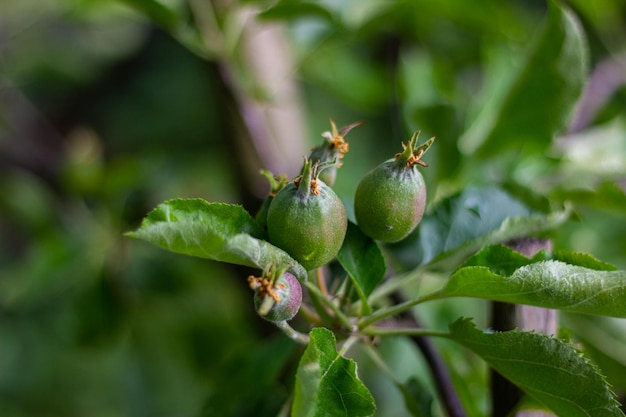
[
  {"left": 337, "top": 222, "right": 386, "bottom": 315},
  {"left": 121, "top": 0, "right": 180, "bottom": 30},
  {"left": 398, "top": 377, "right": 433, "bottom": 417},
  {"left": 449, "top": 318, "right": 624, "bottom": 417},
  {"left": 459, "top": 0, "right": 588, "bottom": 156},
  {"left": 120, "top": 0, "right": 208, "bottom": 58},
  {"left": 126, "top": 199, "right": 307, "bottom": 280},
  {"left": 390, "top": 186, "right": 569, "bottom": 271},
  {"left": 292, "top": 328, "right": 375, "bottom": 417}
]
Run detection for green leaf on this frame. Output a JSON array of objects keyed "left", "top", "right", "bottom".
[
  {"left": 397, "top": 377, "right": 433, "bottom": 417},
  {"left": 302, "top": 41, "right": 391, "bottom": 109},
  {"left": 442, "top": 245, "right": 626, "bottom": 317},
  {"left": 552, "top": 250, "right": 618, "bottom": 271},
  {"left": 292, "top": 328, "right": 375, "bottom": 417},
  {"left": 562, "top": 314, "right": 626, "bottom": 389},
  {"left": 120, "top": 0, "right": 181, "bottom": 30},
  {"left": 410, "top": 103, "right": 461, "bottom": 182},
  {"left": 337, "top": 222, "right": 386, "bottom": 315},
  {"left": 119, "top": 0, "right": 209, "bottom": 58},
  {"left": 390, "top": 186, "right": 569, "bottom": 271},
  {"left": 459, "top": 0, "right": 587, "bottom": 156},
  {"left": 449, "top": 318, "right": 624, "bottom": 417},
  {"left": 459, "top": 243, "right": 549, "bottom": 275},
  {"left": 552, "top": 181, "right": 626, "bottom": 216},
  {"left": 126, "top": 199, "right": 307, "bottom": 280},
  {"left": 258, "top": 0, "right": 335, "bottom": 22}
]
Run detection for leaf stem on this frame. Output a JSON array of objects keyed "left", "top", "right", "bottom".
[
  {"left": 338, "top": 335, "right": 360, "bottom": 356},
  {"left": 305, "top": 281, "right": 355, "bottom": 331},
  {"left": 362, "top": 326, "right": 450, "bottom": 339},
  {"left": 274, "top": 320, "right": 310, "bottom": 344},
  {"left": 315, "top": 267, "right": 329, "bottom": 296},
  {"left": 349, "top": 267, "right": 426, "bottom": 316},
  {"left": 307, "top": 283, "right": 335, "bottom": 326},
  {"left": 361, "top": 342, "right": 406, "bottom": 384},
  {"left": 338, "top": 278, "right": 357, "bottom": 316},
  {"left": 359, "top": 290, "right": 446, "bottom": 329},
  {"left": 366, "top": 267, "right": 428, "bottom": 305},
  {"left": 297, "top": 303, "right": 323, "bottom": 326}
]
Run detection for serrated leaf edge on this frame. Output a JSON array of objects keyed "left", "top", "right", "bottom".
[{"left": 450, "top": 318, "right": 624, "bottom": 417}]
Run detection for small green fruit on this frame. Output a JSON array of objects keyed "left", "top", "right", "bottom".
[
  {"left": 354, "top": 132, "right": 433, "bottom": 242},
  {"left": 308, "top": 119, "right": 363, "bottom": 186},
  {"left": 251, "top": 272, "right": 302, "bottom": 322},
  {"left": 267, "top": 158, "right": 348, "bottom": 270}
]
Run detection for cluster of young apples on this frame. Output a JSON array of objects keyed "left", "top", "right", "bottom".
[{"left": 251, "top": 120, "right": 434, "bottom": 322}]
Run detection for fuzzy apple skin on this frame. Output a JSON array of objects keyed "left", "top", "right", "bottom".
[
  {"left": 253, "top": 272, "right": 302, "bottom": 322},
  {"left": 267, "top": 179, "right": 347, "bottom": 270},
  {"left": 354, "top": 159, "right": 426, "bottom": 242}
]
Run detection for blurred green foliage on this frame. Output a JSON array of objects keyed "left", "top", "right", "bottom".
[{"left": 1, "top": 0, "right": 625, "bottom": 416}]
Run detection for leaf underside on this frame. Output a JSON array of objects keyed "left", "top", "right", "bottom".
[
  {"left": 126, "top": 199, "right": 307, "bottom": 280},
  {"left": 337, "top": 222, "right": 386, "bottom": 315}
]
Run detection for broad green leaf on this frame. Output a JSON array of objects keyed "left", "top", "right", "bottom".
[
  {"left": 459, "top": 0, "right": 587, "bottom": 156},
  {"left": 337, "top": 222, "right": 386, "bottom": 315},
  {"left": 390, "top": 186, "right": 569, "bottom": 271},
  {"left": 424, "top": 212, "right": 569, "bottom": 271},
  {"left": 442, "top": 245, "right": 626, "bottom": 317},
  {"left": 449, "top": 318, "right": 624, "bottom": 417},
  {"left": 292, "top": 328, "right": 375, "bottom": 417},
  {"left": 126, "top": 199, "right": 307, "bottom": 280}
]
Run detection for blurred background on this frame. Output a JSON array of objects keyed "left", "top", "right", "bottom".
[{"left": 1, "top": 0, "right": 625, "bottom": 416}]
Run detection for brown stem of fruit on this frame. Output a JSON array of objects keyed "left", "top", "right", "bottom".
[{"left": 315, "top": 268, "right": 329, "bottom": 297}]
